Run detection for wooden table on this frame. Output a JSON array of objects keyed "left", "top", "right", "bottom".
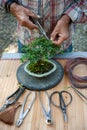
[{"left": 0, "top": 58, "right": 87, "bottom": 130}]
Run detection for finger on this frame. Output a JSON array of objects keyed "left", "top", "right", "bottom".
[
  {"left": 25, "top": 9, "right": 40, "bottom": 19},
  {"left": 51, "top": 34, "right": 67, "bottom": 45},
  {"left": 20, "top": 17, "right": 38, "bottom": 30},
  {"left": 25, "top": 20, "right": 38, "bottom": 30},
  {"left": 50, "top": 31, "right": 58, "bottom": 41},
  {"left": 58, "top": 32, "right": 70, "bottom": 44},
  {"left": 57, "top": 36, "right": 66, "bottom": 45}
]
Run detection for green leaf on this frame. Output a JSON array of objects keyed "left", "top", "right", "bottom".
[{"left": 21, "top": 36, "right": 62, "bottom": 63}]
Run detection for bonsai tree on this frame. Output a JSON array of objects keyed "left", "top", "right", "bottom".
[{"left": 21, "top": 36, "right": 62, "bottom": 75}]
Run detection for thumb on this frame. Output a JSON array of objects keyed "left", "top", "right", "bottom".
[{"left": 50, "top": 31, "right": 57, "bottom": 41}]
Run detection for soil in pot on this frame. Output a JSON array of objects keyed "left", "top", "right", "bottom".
[{"left": 27, "top": 60, "right": 54, "bottom": 74}]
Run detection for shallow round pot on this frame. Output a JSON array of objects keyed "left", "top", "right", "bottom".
[{"left": 24, "top": 60, "right": 57, "bottom": 78}]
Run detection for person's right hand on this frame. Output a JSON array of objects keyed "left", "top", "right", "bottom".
[{"left": 10, "top": 3, "right": 39, "bottom": 30}]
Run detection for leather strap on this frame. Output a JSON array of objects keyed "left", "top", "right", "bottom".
[{"left": 65, "top": 58, "right": 87, "bottom": 89}]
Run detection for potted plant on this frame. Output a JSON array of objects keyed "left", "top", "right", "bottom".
[{"left": 21, "top": 36, "right": 62, "bottom": 78}]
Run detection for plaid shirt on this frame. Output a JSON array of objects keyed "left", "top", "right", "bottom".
[{"left": 0, "top": 0, "right": 87, "bottom": 47}]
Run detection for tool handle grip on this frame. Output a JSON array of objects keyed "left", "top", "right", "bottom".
[{"left": 6, "top": 86, "right": 25, "bottom": 104}]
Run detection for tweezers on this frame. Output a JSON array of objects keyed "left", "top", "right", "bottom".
[{"left": 71, "top": 85, "right": 87, "bottom": 104}]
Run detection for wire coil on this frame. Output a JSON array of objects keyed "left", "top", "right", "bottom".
[{"left": 65, "top": 58, "right": 87, "bottom": 88}]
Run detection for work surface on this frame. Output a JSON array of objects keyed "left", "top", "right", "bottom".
[{"left": 0, "top": 58, "right": 87, "bottom": 130}]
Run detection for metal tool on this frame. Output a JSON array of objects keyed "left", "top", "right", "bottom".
[
  {"left": 35, "top": 20, "right": 49, "bottom": 40},
  {"left": 0, "top": 86, "right": 25, "bottom": 112},
  {"left": 29, "top": 13, "right": 49, "bottom": 40},
  {"left": 38, "top": 91, "right": 52, "bottom": 125},
  {"left": 71, "top": 85, "right": 87, "bottom": 104},
  {"left": 16, "top": 91, "right": 36, "bottom": 127},
  {"left": 50, "top": 90, "right": 72, "bottom": 122}
]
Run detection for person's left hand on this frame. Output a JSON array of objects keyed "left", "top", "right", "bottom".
[{"left": 50, "top": 15, "right": 71, "bottom": 46}]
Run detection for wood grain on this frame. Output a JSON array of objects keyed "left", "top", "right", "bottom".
[{"left": 0, "top": 59, "right": 87, "bottom": 130}]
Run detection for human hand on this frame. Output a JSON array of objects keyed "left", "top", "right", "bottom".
[
  {"left": 10, "top": 3, "right": 39, "bottom": 30},
  {"left": 50, "top": 15, "right": 71, "bottom": 45}
]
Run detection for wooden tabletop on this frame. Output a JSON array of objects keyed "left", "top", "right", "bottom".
[{"left": 0, "top": 59, "right": 87, "bottom": 130}]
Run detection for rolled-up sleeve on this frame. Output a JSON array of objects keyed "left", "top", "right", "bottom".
[{"left": 64, "top": 1, "right": 87, "bottom": 23}]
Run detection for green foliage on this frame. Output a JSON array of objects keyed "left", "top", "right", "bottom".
[
  {"left": 27, "top": 60, "right": 53, "bottom": 74},
  {"left": 21, "top": 37, "right": 62, "bottom": 63}
]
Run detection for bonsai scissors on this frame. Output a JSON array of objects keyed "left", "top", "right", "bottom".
[
  {"left": 0, "top": 86, "right": 25, "bottom": 112},
  {"left": 35, "top": 20, "right": 49, "bottom": 40},
  {"left": 29, "top": 11, "right": 49, "bottom": 40},
  {"left": 50, "top": 90, "right": 72, "bottom": 122}
]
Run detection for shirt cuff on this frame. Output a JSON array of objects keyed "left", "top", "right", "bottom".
[{"left": 64, "top": 4, "right": 87, "bottom": 23}]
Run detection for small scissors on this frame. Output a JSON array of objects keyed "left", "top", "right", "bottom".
[
  {"left": 29, "top": 11, "right": 49, "bottom": 40},
  {"left": 50, "top": 90, "right": 72, "bottom": 122}
]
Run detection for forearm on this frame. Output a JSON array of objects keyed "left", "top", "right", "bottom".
[{"left": 64, "top": 0, "right": 87, "bottom": 23}]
